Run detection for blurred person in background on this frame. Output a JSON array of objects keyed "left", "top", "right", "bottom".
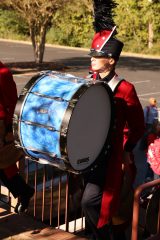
[
  {"left": 139, "top": 98, "right": 158, "bottom": 151},
  {"left": 0, "top": 60, "right": 34, "bottom": 213},
  {"left": 144, "top": 98, "right": 158, "bottom": 132}
]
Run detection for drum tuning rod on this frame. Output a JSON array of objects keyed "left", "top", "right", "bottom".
[
  {"left": 29, "top": 91, "right": 66, "bottom": 102},
  {"left": 28, "top": 91, "right": 78, "bottom": 104},
  {"left": 19, "top": 119, "right": 57, "bottom": 132}
]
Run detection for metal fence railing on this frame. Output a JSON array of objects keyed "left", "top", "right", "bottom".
[
  {"left": 131, "top": 178, "right": 160, "bottom": 240},
  {"left": 0, "top": 157, "right": 85, "bottom": 234},
  {"left": 1, "top": 158, "right": 160, "bottom": 239}
]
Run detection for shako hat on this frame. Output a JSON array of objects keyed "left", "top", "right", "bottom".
[{"left": 89, "top": 0, "right": 124, "bottom": 60}]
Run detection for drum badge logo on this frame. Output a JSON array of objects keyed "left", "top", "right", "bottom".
[
  {"left": 37, "top": 108, "right": 48, "bottom": 114},
  {"left": 77, "top": 157, "right": 89, "bottom": 165}
]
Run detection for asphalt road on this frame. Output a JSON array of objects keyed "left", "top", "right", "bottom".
[
  {"left": 0, "top": 39, "right": 160, "bottom": 108},
  {"left": 0, "top": 39, "right": 160, "bottom": 186}
]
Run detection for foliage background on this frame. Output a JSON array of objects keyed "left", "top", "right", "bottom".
[{"left": 0, "top": 0, "right": 159, "bottom": 55}]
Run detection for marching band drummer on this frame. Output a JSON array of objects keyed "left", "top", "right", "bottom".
[
  {"left": 81, "top": 28, "right": 145, "bottom": 240},
  {"left": 0, "top": 60, "right": 34, "bottom": 213}
]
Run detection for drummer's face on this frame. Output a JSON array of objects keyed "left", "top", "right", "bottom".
[{"left": 91, "top": 56, "right": 114, "bottom": 73}]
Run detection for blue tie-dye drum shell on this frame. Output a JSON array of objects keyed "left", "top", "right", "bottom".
[
  {"left": 13, "top": 71, "right": 113, "bottom": 173},
  {"left": 16, "top": 73, "right": 84, "bottom": 160}
]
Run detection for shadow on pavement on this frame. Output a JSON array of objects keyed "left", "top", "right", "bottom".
[
  {"left": 5, "top": 56, "right": 160, "bottom": 75},
  {"left": 54, "top": 56, "right": 160, "bottom": 72},
  {"left": 6, "top": 61, "right": 68, "bottom": 74},
  {"left": 118, "top": 56, "right": 160, "bottom": 71}
]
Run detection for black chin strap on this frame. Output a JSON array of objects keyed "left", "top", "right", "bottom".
[{"left": 102, "top": 70, "right": 115, "bottom": 82}]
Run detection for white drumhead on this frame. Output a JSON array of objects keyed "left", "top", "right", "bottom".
[{"left": 67, "top": 84, "right": 112, "bottom": 171}]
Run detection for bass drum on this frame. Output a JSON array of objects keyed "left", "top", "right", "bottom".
[{"left": 13, "top": 71, "right": 114, "bottom": 174}]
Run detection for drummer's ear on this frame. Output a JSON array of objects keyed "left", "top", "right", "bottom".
[{"left": 108, "top": 58, "right": 115, "bottom": 66}]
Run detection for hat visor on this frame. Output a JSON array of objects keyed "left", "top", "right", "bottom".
[
  {"left": 88, "top": 49, "right": 107, "bottom": 57},
  {"left": 88, "top": 49, "right": 105, "bottom": 57}
]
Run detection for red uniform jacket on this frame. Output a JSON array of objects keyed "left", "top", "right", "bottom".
[
  {"left": 97, "top": 76, "right": 145, "bottom": 228},
  {"left": 0, "top": 61, "right": 18, "bottom": 178}
]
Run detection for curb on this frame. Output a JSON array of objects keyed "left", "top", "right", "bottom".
[{"left": 0, "top": 38, "right": 160, "bottom": 60}]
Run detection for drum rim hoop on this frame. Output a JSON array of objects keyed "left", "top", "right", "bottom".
[{"left": 60, "top": 84, "right": 90, "bottom": 167}]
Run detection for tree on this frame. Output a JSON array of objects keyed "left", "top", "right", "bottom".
[
  {"left": 51, "top": 0, "right": 93, "bottom": 47},
  {"left": 137, "top": 0, "right": 160, "bottom": 49},
  {"left": 114, "top": 0, "right": 160, "bottom": 52},
  {"left": 3, "top": 0, "right": 70, "bottom": 63},
  {"left": 114, "top": 0, "right": 141, "bottom": 51}
]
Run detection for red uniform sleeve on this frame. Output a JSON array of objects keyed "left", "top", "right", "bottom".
[
  {"left": 122, "top": 81, "right": 145, "bottom": 151},
  {"left": 0, "top": 101, "right": 5, "bottom": 119},
  {"left": 0, "top": 64, "right": 18, "bottom": 127}
]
